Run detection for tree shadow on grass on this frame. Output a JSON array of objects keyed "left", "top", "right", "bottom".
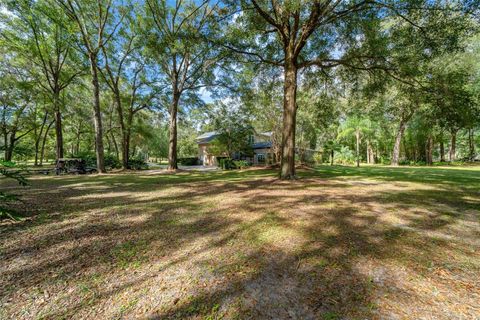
[{"left": 1, "top": 167, "right": 478, "bottom": 319}]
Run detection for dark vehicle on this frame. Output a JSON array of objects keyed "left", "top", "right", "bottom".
[{"left": 55, "top": 158, "right": 97, "bottom": 175}]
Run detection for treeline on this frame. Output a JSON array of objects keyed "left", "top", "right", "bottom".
[{"left": 0, "top": 1, "right": 478, "bottom": 177}]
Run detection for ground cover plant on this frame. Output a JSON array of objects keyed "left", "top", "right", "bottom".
[{"left": 1, "top": 165, "right": 479, "bottom": 319}]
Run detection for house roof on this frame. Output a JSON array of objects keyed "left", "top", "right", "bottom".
[
  {"left": 252, "top": 141, "right": 272, "bottom": 149},
  {"left": 196, "top": 131, "right": 218, "bottom": 144},
  {"left": 196, "top": 131, "right": 273, "bottom": 148}
]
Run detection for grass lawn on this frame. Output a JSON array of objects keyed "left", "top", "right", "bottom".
[{"left": 1, "top": 165, "right": 479, "bottom": 319}]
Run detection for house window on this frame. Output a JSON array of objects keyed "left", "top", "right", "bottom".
[{"left": 257, "top": 153, "right": 265, "bottom": 163}]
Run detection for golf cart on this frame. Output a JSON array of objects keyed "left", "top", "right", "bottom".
[{"left": 55, "top": 158, "right": 97, "bottom": 175}]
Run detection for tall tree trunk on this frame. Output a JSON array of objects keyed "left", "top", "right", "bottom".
[
  {"left": 4, "top": 134, "right": 14, "bottom": 162},
  {"left": 392, "top": 119, "right": 408, "bottom": 166},
  {"left": 75, "top": 125, "right": 81, "bottom": 155},
  {"left": 3, "top": 132, "right": 7, "bottom": 161},
  {"left": 114, "top": 92, "right": 129, "bottom": 169},
  {"left": 168, "top": 91, "right": 180, "bottom": 170},
  {"left": 449, "top": 130, "right": 457, "bottom": 162},
  {"left": 90, "top": 55, "right": 105, "bottom": 173},
  {"left": 367, "top": 140, "right": 374, "bottom": 164},
  {"left": 426, "top": 135, "right": 433, "bottom": 165},
  {"left": 280, "top": 59, "right": 297, "bottom": 179},
  {"left": 330, "top": 150, "right": 334, "bottom": 166},
  {"left": 53, "top": 90, "right": 64, "bottom": 160},
  {"left": 439, "top": 131, "right": 445, "bottom": 162},
  {"left": 40, "top": 121, "right": 54, "bottom": 166},
  {"left": 110, "top": 131, "right": 119, "bottom": 161},
  {"left": 468, "top": 128, "right": 475, "bottom": 160},
  {"left": 124, "top": 110, "right": 134, "bottom": 168},
  {"left": 355, "top": 129, "right": 360, "bottom": 167},
  {"left": 34, "top": 111, "right": 48, "bottom": 166}
]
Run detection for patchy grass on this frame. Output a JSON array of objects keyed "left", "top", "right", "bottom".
[{"left": 0, "top": 165, "right": 479, "bottom": 319}]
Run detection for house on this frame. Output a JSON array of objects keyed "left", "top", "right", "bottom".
[{"left": 196, "top": 131, "right": 273, "bottom": 166}]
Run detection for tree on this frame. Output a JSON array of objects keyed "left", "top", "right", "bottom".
[
  {"left": 222, "top": 0, "right": 473, "bottom": 178},
  {"left": 99, "top": 6, "right": 153, "bottom": 169},
  {"left": 323, "top": 140, "right": 341, "bottom": 166},
  {"left": 0, "top": 55, "right": 35, "bottom": 162},
  {"left": 338, "top": 115, "right": 372, "bottom": 167},
  {"left": 144, "top": 0, "right": 221, "bottom": 170},
  {"left": 209, "top": 103, "right": 254, "bottom": 159},
  {"left": 55, "top": 0, "right": 124, "bottom": 173},
  {"left": 2, "top": 0, "right": 81, "bottom": 161}
]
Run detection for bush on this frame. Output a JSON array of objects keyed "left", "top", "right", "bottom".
[
  {"left": 334, "top": 146, "right": 355, "bottom": 165},
  {"left": 104, "top": 154, "right": 121, "bottom": 169},
  {"left": 128, "top": 157, "right": 148, "bottom": 170},
  {"left": 178, "top": 157, "right": 199, "bottom": 166},
  {"left": 218, "top": 158, "right": 236, "bottom": 170},
  {"left": 71, "top": 151, "right": 96, "bottom": 167},
  {"left": 70, "top": 152, "right": 121, "bottom": 170},
  {"left": 233, "top": 160, "right": 250, "bottom": 169}
]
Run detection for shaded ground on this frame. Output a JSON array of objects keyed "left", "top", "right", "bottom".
[{"left": 0, "top": 165, "right": 479, "bottom": 319}]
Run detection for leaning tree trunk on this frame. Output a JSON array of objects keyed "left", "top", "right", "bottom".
[
  {"left": 53, "top": 90, "right": 64, "bottom": 160},
  {"left": 392, "top": 118, "right": 408, "bottom": 166},
  {"left": 168, "top": 91, "right": 180, "bottom": 170},
  {"left": 449, "top": 130, "right": 457, "bottom": 162},
  {"left": 90, "top": 56, "right": 105, "bottom": 173},
  {"left": 280, "top": 60, "right": 298, "bottom": 179}
]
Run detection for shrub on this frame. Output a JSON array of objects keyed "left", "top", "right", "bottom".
[
  {"left": 128, "top": 157, "right": 148, "bottom": 170},
  {"left": 379, "top": 156, "right": 391, "bottom": 165},
  {"left": 233, "top": 160, "right": 250, "bottom": 169},
  {"left": 334, "top": 146, "right": 355, "bottom": 165},
  {"left": 71, "top": 151, "right": 97, "bottom": 167},
  {"left": 70, "top": 152, "right": 123, "bottom": 170},
  {"left": 104, "top": 154, "right": 121, "bottom": 169},
  {"left": 218, "top": 158, "right": 236, "bottom": 170},
  {"left": 178, "top": 157, "right": 199, "bottom": 166}
]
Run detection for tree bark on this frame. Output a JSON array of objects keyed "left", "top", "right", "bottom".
[
  {"left": 426, "top": 135, "right": 433, "bottom": 165},
  {"left": 468, "top": 128, "right": 475, "bottom": 160},
  {"left": 439, "top": 131, "right": 445, "bottom": 162},
  {"left": 34, "top": 111, "right": 48, "bottom": 166},
  {"left": 392, "top": 119, "right": 408, "bottom": 166},
  {"left": 355, "top": 129, "right": 360, "bottom": 167},
  {"left": 89, "top": 55, "right": 105, "bottom": 173},
  {"left": 114, "top": 92, "right": 129, "bottom": 169},
  {"left": 40, "top": 121, "right": 54, "bottom": 166},
  {"left": 449, "top": 130, "right": 457, "bottom": 162},
  {"left": 53, "top": 90, "right": 64, "bottom": 160},
  {"left": 367, "top": 140, "right": 374, "bottom": 164},
  {"left": 280, "top": 59, "right": 297, "bottom": 179},
  {"left": 330, "top": 150, "right": 334, "bottom": 166},
  {"left": 168, "top": 91, "right": 180, "bottom": 170},
  {"left": 4, "top": 133, "right": 15, "bottom": 161}
]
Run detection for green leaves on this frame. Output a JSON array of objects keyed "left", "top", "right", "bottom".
[{"left": 0, "top": 161, "right": 28, "bottom": 221}]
